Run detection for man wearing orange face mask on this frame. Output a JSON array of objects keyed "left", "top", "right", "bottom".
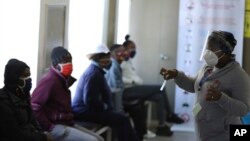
[{"left": 31, "top": 46, "right": 104, "bottom": 141}]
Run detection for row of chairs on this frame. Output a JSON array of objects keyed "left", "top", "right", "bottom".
[
  {"left": 75, "top": 121, "right": 112, "bottom": 141},
  {"left": 74, "top": 101, "right": 153, "bottom": 141}
]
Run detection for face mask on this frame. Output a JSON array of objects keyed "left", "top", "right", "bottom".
[
  {"left": 59, "top": 63, "right": 73, "bottom": 77},
  {"left": 117, "top": 52, "right": 124, "bottom": 58},
  {"left": 129, "top": 50, "right": 136, "bottom": 58},
  {"left": 103, "top": 62, "right": 112, "bottom": 72},
  {"left": 124, "top": 57, "right": 129, "bottom": 61},
  {"left": 116, "top": 52, "right": 127, "bottom": 61},
  {"left": 19, "top": 76, "right": 32, "bottom": 94},
  {"left": 203, "top": 49, "right": 223, "bottom": 67},
  {"left": 121, "top": 51, "right": 130, "bottom": 61}
]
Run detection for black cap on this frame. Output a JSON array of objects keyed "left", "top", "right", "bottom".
[{"left": 51, "top": 46, "right": 70, "bottom": 66}]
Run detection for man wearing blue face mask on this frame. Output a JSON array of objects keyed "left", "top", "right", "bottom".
[
  {"left": 0, "top": 58, "right": 53, "bottom": 141},
  {"left": 18, "top": 74, "right": 32, "bottom": 95},
  {"left": 161, "top": 30, "right": 250, "bottom": 141}
]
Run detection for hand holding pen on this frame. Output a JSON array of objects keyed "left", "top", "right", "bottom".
[
  {"left": 159, "top": 68, "right": 178, "bottom": 91},
  {"left": 160, "top": 67, "right": 178, "bottom": 80}
]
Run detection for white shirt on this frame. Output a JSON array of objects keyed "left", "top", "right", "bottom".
[{"left": 120, "top": 59, "right": 143, "bottom": 87}]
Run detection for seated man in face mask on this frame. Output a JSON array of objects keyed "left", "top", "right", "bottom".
[
  {"left": 0, "top": 58, "right": 53, "bottom": 141},
  {"left": 31, "top": 47, "right": 103, "bottom": 141},
  {"left": 105, "top": 44, "right": 148, "bottom": 140},
  {"left": 71, "top": 44, "right": 140, "bottom": 141}
]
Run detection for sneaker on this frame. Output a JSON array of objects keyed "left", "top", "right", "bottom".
[
  {"left": 143, "top": 130, "right": 156, "bottom": 139},
  {"left": 166, "top": 113, "right": 184, "bottom": 124},
  {"left": 156, "top": 125, "right": 173, "bottom": 136}
]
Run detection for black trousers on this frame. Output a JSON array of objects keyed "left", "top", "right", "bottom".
[
  {"left": 74, "top": 111, "right": 140, "bottom": 141},
  {"left": 124, "top": 101, "right": 147, "bottom": 140},
  {"left": 123, "top": 85, "right": 172, "bottom": 125}
]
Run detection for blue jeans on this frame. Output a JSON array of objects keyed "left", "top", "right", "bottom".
[{"left": 50, "top": 124, "right": 104, "bottom": 141}]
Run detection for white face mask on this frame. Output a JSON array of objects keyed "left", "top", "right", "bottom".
[{"left": 203, "top": 49, "right": 223, "bottom": 67}]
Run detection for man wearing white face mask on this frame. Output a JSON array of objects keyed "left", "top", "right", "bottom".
[{"left": 160, "top": 30, "right": 250, "bottom": 141}]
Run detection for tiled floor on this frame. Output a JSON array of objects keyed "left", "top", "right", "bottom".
[
  {"left": 145, "top": 131, "right": 195, "bottom": 141},
  {"left": 144, "top": 122, "right": 196, "bottom": 141}
]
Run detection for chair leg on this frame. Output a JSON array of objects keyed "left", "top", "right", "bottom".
[
  {"left": 145, "top": 101, "right": 152, "bottom": 128},
  {"left": 106, "top": 127, "right": 112, "bottom": 141}
]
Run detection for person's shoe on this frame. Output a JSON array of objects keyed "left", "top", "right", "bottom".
[
  {"left": 144, "top": 130, "right": 156, "bottom": 139},
  {"left": 156, "top": 125, "right": 173, "bottom": 136},
  {"left": 166, "top": 113, "right": 184, "bottom": 124}
]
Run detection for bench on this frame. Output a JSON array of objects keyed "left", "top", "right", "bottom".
[{"left": 75, "top": 121, "right": 112, "bottom": 141}]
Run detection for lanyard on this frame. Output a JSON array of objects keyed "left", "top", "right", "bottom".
[{"left": 198, "top": 68, "right": 213, "bottom": 90}]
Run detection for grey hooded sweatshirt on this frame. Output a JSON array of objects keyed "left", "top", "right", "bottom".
[{"left": 175, "top": 61, "right": 250, "bottom": 141}]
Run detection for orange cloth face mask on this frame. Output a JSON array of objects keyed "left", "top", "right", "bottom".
[{"left": 59, "top": 63, "right": 73, "bottom": 77}]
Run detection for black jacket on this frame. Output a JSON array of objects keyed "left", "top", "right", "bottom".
[{"left": 0, "top": 87, "right": 47, "bottom": 141}]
